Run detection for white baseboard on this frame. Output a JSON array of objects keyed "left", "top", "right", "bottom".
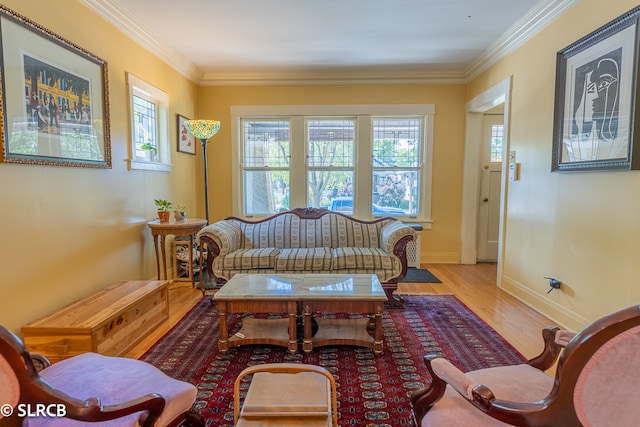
[{"left": 499, "top": 275, "right": 589, "bottom": 332}]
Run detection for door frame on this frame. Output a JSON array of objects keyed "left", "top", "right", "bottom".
[{"left": 460, "top": 77, "right": 511, "bottom": 282}]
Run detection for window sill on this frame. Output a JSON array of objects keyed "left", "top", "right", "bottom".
[{"left": 127, "top": 159, "right": 172, "bottom": 172}]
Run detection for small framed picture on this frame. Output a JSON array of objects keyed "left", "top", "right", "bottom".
[{"left": 177, "top": 114, "right": 196, "bottom": 155}]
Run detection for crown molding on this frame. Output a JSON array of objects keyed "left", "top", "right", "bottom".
[
  {"left": 84, "top": 0, "right": 577, "bottom": 86},
  {"left": 199, "top": 70, "right": 467, "bottom": 86},
  {"left": 79, "top": 0, "right": 203, "bottom": 83},
  {"left": 465, "top": 0, "right": 579, "bottom": 80}
]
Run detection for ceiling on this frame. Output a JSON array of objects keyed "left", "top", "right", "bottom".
[{"left": 81, "top": 0, "right": 575, "bottom": 85}]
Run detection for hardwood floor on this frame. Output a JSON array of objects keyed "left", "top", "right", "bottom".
[
  {"left": 126, "top": 263, "right": 555, "bottom": 361},
  {"left": 397, "top": 263, "right": 554, "bottom": 359}
]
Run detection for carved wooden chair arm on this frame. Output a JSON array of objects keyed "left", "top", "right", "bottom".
[
  {"left": 429, "top": 357, "right": 477, "bottom": 399},
  {"left": 24, "top": 376, "right": 165, "bottom": 426},
  {"left": 470, "top": 384, "right": 548, "bottom": 423},
  {"left": 526, "top": 326, "right": 572, "bottom": 371},
  {"left": 409, "top": 354, "right": 451, "bottom": 424},
  {"left": 425, "top": 357, "right": 549, "bottom": 424},
  {"left": 76, "top": 394, "right": 166, "bottom": 427}
]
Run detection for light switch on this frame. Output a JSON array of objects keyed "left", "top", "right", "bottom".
[{"left": 509, "top": 162, "right": 520, "bottom": 181}]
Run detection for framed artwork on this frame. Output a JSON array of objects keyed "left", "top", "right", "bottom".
[
  {"left": 552, "top": 6, "right": 640, "bottom": 172},
  {"left": 177, "top": 114, "right": 196, "bottom": 155},
  {"left": 0, "top": 5, "right": 110, "bottom": 168}
]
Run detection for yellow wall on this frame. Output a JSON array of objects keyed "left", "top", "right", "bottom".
[
  {"left": 0, "top": 1, "right": 200, "bottom": 333},
  {"left": 197, "top": 84, "right": 467, "bottom": 263},
  {"left": 3, "top": 0, "right": 633, "bottom": 336},
  {"left": 468, "top": 0, "right": 640, "bottom": 329}
]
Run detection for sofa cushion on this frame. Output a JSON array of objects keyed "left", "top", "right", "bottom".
[
  {"left": 326, "top": 215, "right": 387, "bottom": 248},
  {"left": 229, "top": 213, "right": 391, "bottom": 249},
  {"left": 275, "top": 247, "right": 333, "bottom": 271},
  {"left": 331, "top": 247, "right": 394, "bottom": 270},
  {"left": 222, "top": 248, "right": 280, "bottom": 270}
]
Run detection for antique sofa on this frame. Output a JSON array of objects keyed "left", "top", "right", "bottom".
[{"left": 197, "top": 208, "right": 417, "bottom": 303}]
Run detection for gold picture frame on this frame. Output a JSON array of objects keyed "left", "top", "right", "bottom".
[{"left": 0, "top": 5, "right": 111, "bottom": 168}]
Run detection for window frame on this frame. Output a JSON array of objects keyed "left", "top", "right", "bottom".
[
  {"left": 240, "top": 118, "right": 292, "bottom": 215},
  {"left": 231, "top": 104, "right": 434, "bottom": 225},
  {"left": 306, "top": 116, "right": 357, "bottom": 210},
  {"left": 126, "top": 73, "right": 171, "bottom": 172}
]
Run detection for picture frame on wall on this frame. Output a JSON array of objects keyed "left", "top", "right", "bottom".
[
  {"left": 551, "top": 6, "right": 640, "bottom": 172},
  {"left": 177, "top": 114, "right": 196, "bottom": 155},
  {"left": 0, "top": 5, "right": 111, "bottom": 168}
]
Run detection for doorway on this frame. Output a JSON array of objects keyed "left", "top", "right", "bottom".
[
  {"left": 477, "top": 110, "right": 504, "bottom": 261},
  {"left": 460, "top": 77, "right": 511, "bottom": 282}
]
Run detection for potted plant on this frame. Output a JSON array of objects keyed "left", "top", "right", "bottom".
[
  {"left": 141, "top": 143, "right": 157, "bottom": 161},
  {"left": 154, "top": 199, "right": 172, "bottom": 222}
]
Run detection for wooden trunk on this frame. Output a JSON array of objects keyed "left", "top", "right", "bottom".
[{"left": 21, "top": 280, "right": 169, "bottom": 363}]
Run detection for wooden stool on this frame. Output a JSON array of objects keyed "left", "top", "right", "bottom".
[{"left": 234, "top": 363, "right": 338, "bottom": 426}]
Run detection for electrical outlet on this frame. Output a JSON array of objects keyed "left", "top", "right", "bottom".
[{"left": 544, "top": 277, "right": 561, "bottom": 293}]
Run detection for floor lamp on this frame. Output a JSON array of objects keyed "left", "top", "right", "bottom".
[{"left": 184, "top": 120, "right": 220, "bottom": 224}]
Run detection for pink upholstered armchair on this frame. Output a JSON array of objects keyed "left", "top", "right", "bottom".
[
  {"left": 411, "top": 305, "right": 640, "bottom": 427},
  {"left": 0, "top": 326, "right": 203, "bottom": 426}
]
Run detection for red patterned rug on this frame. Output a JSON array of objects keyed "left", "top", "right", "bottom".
[{"left": 140, "top": 295, "right": 525, "bottom": 426}]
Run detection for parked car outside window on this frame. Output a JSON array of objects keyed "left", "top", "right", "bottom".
[{"left": 327, "top": 196, "right": 405, "bottom": 216}]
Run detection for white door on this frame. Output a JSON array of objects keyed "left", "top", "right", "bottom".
[{"left": 477, "top": 113, "right": 504, "bottom": 262}]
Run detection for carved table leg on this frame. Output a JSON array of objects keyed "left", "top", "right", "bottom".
[
  {"left": 303, "top": 304, "right": 313, "bottom": 353},
  {"left": 218, "top": 302, "right": 229, "bottom": 353},
  {"left": 373, "top": 302, "right": 384, "bottom": 355},
  {"left": 288, "top": 307, "right": 298, "bottom": 354}
]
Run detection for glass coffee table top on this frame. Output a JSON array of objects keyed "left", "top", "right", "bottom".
[{"left": 213, "top": 273, "right": 386, "bottom": 300}]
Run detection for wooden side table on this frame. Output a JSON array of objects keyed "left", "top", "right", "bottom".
[{"left": 147, "top": 218, "right": 207, "bottom": 287}]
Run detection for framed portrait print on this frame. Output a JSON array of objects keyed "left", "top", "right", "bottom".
[
  {"left": 0, "top": 5, "right": 111, "bottom": 168},
  {"left": 177, "top": 114, "right": 196, "bottom": 155},
  {"left": 552, "top": 6, "right": 640, "bottom": 172}
]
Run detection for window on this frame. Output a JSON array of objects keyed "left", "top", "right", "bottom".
[
  {"left": 307, "top": 119, "right": 355, "bottom": 210},
  {"left": 126, "top": 73, "right": 171, "bottom": 172},
  {"left": 242, "top": 119, "right": 291, "bottom": 215},
  {"left": 490, "top": 124, "right": 504, "bottom": 162},
  {"left": 232, "top": 105, "right": 434, "bottom": 223},
  {"left": 372, "top": 118, "right": 422, "bottom": 217}
]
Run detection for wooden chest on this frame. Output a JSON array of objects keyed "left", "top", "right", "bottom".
[{"left": 22, "top": 280, "right": 169, "bottom": 362}]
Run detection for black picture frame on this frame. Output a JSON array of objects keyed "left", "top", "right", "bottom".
[
  {"left": 0, "top": 5, "right": 111, "bottom": 168},
  {"left": 552, "top": 6, "right": 640, "bottom": 172}
]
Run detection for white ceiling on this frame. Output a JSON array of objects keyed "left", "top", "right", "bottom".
[{"left": 81, "top": 0, "right": 576, "bottom": 85}]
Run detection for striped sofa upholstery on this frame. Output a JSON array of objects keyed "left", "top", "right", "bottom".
[{"left": 197, "top": 208, "right": 416, "bottom": 298}]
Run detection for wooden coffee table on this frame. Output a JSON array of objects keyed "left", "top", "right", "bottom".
[{"left": 213, "top": 274, "right": 387, "bottom": 354}]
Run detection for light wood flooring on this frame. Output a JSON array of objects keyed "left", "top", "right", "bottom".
[{"left": 125, "top": 263, "right": 555, "bottom": 361}]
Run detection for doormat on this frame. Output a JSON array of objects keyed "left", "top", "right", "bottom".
[{"left": 401, "top": 267, "right": 442, "bottom": 283}]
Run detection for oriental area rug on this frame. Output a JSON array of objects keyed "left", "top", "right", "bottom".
[{"left": 140, "top": 295, "right": 525, "bottom": 426}]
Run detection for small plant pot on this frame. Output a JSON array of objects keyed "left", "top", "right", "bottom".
[{"left": 157, "top": 211, "right": 170, "bottom": 222}]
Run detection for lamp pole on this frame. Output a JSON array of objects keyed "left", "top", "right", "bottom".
[
  {"left": 183, "top": 119, "right": 219, "bottom": 225},
  {"left": 201, "top": 138, "right": 210, "bottom": 224}
]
